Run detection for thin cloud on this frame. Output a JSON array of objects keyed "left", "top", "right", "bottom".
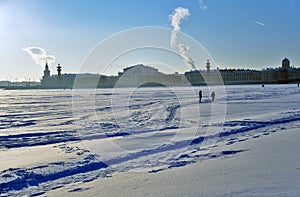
[
  {"left": 253, "top": 20, "right": 266, "bottom": 27},
  {"left": 199, "top": 0, "right": 208, "bottom": 10}
]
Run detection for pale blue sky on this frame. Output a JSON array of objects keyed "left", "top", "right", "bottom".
[{"left": 0, "top": 0, "right": 299, "bottom": 80}]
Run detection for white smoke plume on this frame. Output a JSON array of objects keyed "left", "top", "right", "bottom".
[
  {"left": 23, "top": 47, "right": 56, "bottom": 66},
  {"left": 169, "top": 7, "right": 190, "bottom": 48},
  {"left": 178, "top": 44, "right": 196, "bottom": 70},
  {"left": 169, "top": 7, "right": 197, "bottom": 70}
]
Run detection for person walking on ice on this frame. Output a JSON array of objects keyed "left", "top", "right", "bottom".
[
  {"left": 211, "top": 91, "right": 215, "bottom": 102},
  {"left": 199, "top": 90, "right": 202, "bottom": 103}
]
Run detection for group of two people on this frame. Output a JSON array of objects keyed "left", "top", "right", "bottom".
[{"left": 199, "top": 90, "right": 215, "bottom": 103}]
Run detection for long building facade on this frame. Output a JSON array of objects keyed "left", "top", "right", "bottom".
[
  {"left": 41, "top": 58, "right": 300, "bottom": 89},
  {"left": 185, "top": 58, "right": 300, "bottom": 85}
]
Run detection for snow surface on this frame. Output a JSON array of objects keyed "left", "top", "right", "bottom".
[
  {"left": 0, "top": 84, "right": 299, "bottom": 196},
  {"left": 54, "top": 127, "right": 299, "bottom": 197}
]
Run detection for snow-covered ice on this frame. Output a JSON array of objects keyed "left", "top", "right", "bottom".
[{"left": 0, "top": 84, "right": 299, "bottom": 196}]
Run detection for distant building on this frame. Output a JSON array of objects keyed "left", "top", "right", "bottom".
[
  {"left": 185, "top": 58, "right": 300, "bottom": 85},
  {"left": 261, "top": 58, "right": 300, "bottom": 83},
  {"left": 0, "top": 80, "right": 40, "bottom": 89},
  {"left": 39, "top": 58, "right": 300, "bottom": 89},
  {"left": 282, "top": 58, "right": 290, "bottom": 70},
  {"left": 220, "top": 69, "right": 262, "bottom": 84},
  {"left": 184, "top": 70, "right": 205, "bottom": 85},
  {"left": 0, "top": 81, "right": 11, "bottom": 87},
  {"left": 116, "top": 64, "right": 186, "bottom": 87},
  {"left": 43, "top": 62, "right": 50, "bottom": 79},
  {"left": 206, "top": 60, "right": 211, "bottom": 74},
  {"left": 41, "top": 63, "right": 102, "bottom": 89},
  {"left": 57, "top": 64, "right": 62, "bottom": 80},
  {"left": 41, "top": 64, "right": 188, "bottom": 88}
]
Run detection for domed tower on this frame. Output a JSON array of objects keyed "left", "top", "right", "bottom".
[{"left": 282, "top": 58, "right": 290, "bottom": 70}]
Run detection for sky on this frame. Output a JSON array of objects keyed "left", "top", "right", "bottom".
[{"left": 0, "top": 0, "right": 300, "bottom": 81}]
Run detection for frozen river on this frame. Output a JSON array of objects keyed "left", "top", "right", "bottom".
[{"left": 0, "top": 84, "right": 299, "bottom": 196}]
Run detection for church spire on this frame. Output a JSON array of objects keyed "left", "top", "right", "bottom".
[{"left": 43, "top": 62, "right": 50, "bottom": 79}]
